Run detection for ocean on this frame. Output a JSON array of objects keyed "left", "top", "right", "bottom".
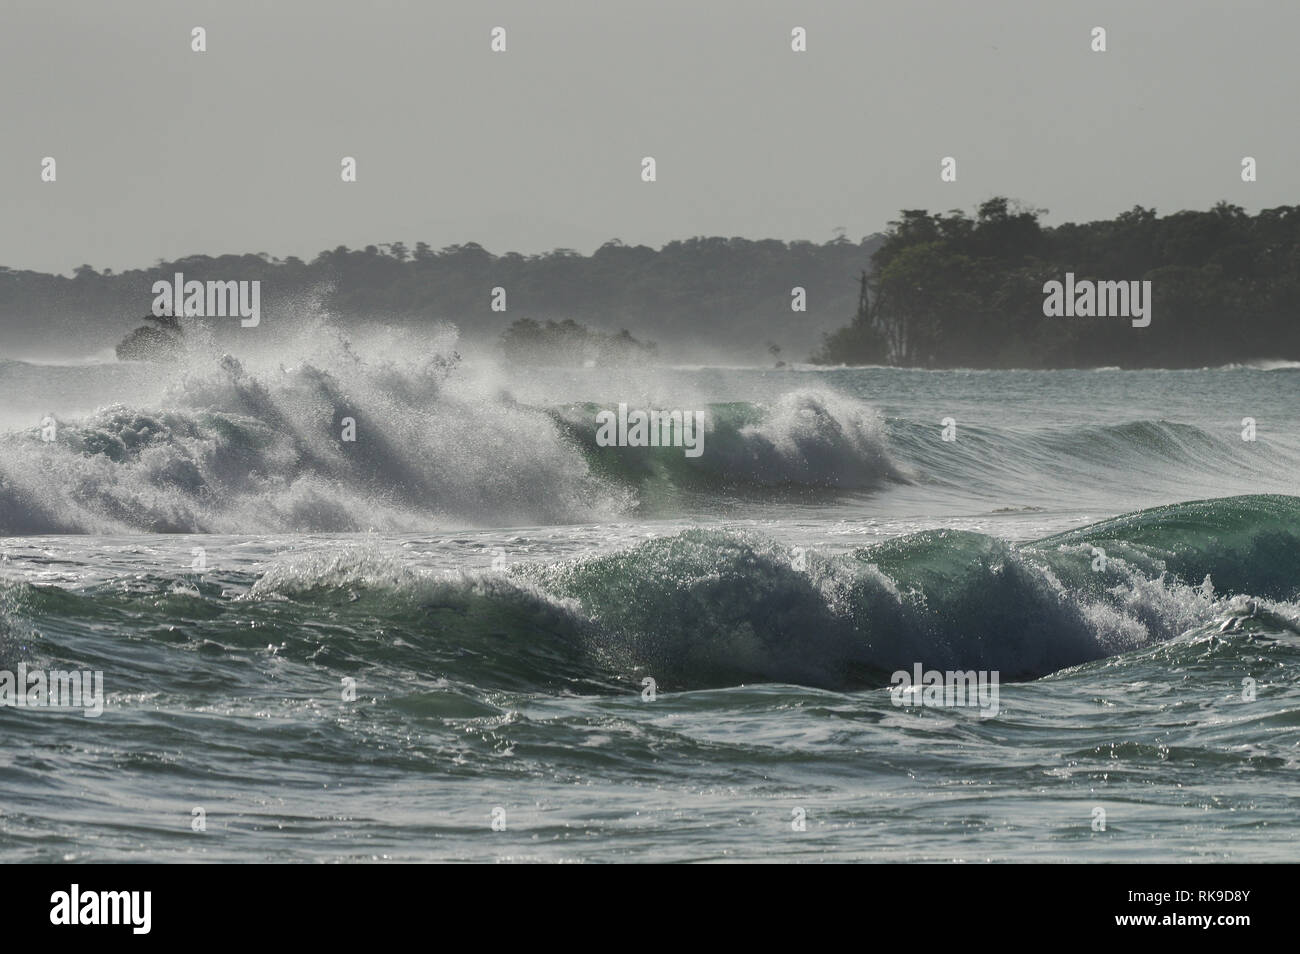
[{"left": 1, "top": 333, "right": 1298, "bottom": 862}]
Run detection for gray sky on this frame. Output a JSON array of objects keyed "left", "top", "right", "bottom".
[{"left": 2, "top": 0, "right": 1295, "bottom": 275}]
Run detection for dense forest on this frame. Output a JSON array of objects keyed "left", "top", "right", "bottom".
[
  {"left": 0, "top": 236, "right": 880, "bottom": 363},
  {"left": 5, "top": 200, "right": 1298, "bottom": 368},
  {"left": 814, "top": 198, "right": 1300, "bottom": 368}
]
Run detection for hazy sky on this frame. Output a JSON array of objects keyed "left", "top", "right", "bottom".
[{"left": 2, "top": 0, "right": 1296, "bottom": 275}]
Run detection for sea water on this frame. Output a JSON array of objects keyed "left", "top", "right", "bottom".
[{"left": 1, "top": 335, "right": 1297, "bottom": 861}]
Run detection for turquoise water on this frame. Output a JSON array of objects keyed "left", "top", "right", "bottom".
[{"left": 1, "top": 344, "right": 1298, "bottom": 861}]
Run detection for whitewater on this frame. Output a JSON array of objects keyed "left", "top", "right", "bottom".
[{"left": 1, "top": 323, "right": 1298, "bottom": 861}]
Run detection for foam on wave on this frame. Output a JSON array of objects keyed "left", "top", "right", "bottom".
[{"left": 236, "top": 495, "right": 1300, "bottom": 690}]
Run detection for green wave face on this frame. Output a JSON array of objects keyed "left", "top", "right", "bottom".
[
  {"left": 4, "top": 494, "right": 1295, "bottom": 695},
  {"left": 1031, "top": 494, "right": 1300, "bottom": 601},
  {"left": 549, "top": 392, "right": 904, "bottom": 511},
  {"left": 7, "top": 495, "right": 1278, "bottom": 694}
]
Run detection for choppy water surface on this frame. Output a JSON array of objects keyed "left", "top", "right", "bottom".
[{"left": 2, "top": 342, "right": 1297, "bottom": 861}]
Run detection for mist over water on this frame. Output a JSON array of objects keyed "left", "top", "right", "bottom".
[
  {"left": 7, "top": 0, "right": 1300, "bottom": 874},
  {"left": 3, "top": 316, "right": 1298, "bottom": 533},
  {"left": 2, "top": 318, "right": 1299, "bottom": 861}
]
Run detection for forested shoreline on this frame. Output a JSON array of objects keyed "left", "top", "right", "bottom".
[
  {"left": 0, "top": 237, "right": 879, "bottom": 363},
  {"left": 813, "top": 199, "right": 1300, "bottom": 368},
  {"left": 4, "top": 199, "right": 1298, "bottom": 367}
]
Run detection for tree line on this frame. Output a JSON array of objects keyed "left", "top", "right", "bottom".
[
  {"left": 6, "top": 201, "right": 1295, "bottom": 368},
  {"left": 0, "top": 236, "right": 880, "bottom": 363},
  {"left": 813, "top": 198, "right": 1300, "bottom": 368}
]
